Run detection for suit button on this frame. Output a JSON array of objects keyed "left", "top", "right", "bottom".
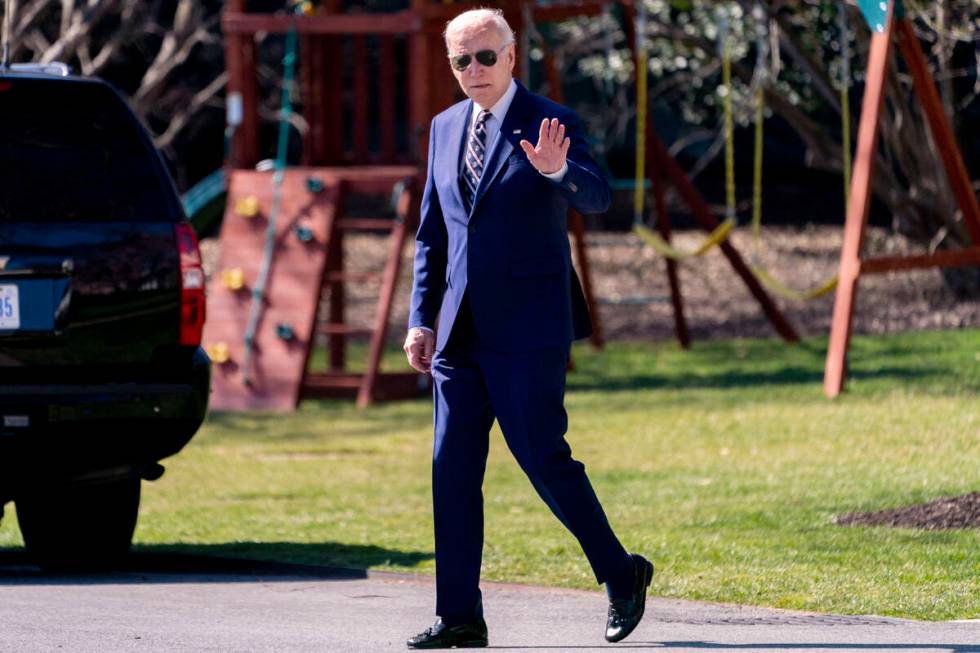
[{"left": 567, "top": 182, "right": 578, "bottom": 192}]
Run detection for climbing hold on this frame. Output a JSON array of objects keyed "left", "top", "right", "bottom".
[
  {"left": 206, "top": 342, "right": 230, "bottom": 364},
  {"left": 306, "top": 176, "right": 325, "bottom": 194},
  {"left": 221, "top": 268, "right": 245, "bottom": 290},
  {"left": 294, "top": 225, "right": 314, "bottom": 243},
  {"left": 236, "top": 195, "right": 260, "bottom": 218},
  {"left": 276, "top": 323, "right": 296, "bottom": 341}
]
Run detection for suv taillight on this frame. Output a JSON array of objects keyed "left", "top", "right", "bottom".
[{"left": 175, "top": 223, "right": 206, "bottom": 346}]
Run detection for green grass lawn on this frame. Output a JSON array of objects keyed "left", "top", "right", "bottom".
[{"left": 2, "top": 329, "right": 978, "bottom": 620}]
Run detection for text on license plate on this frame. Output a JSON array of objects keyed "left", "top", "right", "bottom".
[{"left": 0, "top": 284, "right": 20, "bottom": 329}]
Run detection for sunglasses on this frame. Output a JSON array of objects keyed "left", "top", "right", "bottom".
[{"left": 448, "top": 44, "right": 510, "bottom": 72}]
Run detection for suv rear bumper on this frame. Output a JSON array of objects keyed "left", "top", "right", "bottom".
[{"left": 0, "top": 347, "right": 210, "bottom": 490}]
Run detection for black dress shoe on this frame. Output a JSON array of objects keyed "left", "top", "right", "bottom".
[
  {"left": 605, "top": 553, "right": 654, "bottom": 643},
  {"left": 406, "top": 617, "right": 488, "bottom": 649}
]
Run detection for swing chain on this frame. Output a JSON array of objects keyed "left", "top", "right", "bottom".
[
  {"left": 632, "top": 0, "right": 648, "bottom": 227},
  {"left": 1, "top": 0, "right": 11, "bottom": 69},
  {"left": 750, "top": 1, "right": 769, "bottom": 258},
  {"left": 718, "top": 5, "right": 736, "bottom": 223}
]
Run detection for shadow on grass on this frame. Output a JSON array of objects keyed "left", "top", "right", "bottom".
[
  {"left": 0, "top": 541, "right": 432, "bottom": 585},
  {"left": 566, "top": 364, "right": 948, "bottom": 394},
  {"left": 567, "top": 331, "right": 980, "bottom": 395},
  {"left": 202, "top": 402, "right": 432, "bottom": 438},
  {"left": 568, "top": 331, "right": 980, "bottom": 392}
]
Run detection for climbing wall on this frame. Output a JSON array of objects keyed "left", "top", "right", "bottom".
[{"left": 203, "top": 168, "right": 338, "bottom": 412}]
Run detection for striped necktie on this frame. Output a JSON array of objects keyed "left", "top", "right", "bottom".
[{"left": 461, "top": 109, "right": 491, "bottom": 212}]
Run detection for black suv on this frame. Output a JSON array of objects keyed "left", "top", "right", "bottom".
[{"left": 0, "top": 66, "right": 211, "bottom": 569}]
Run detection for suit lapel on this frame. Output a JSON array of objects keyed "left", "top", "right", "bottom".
[
  {"left": 470, "top": 82, "right": 533, "bottom": 217},
  {"left": 440, "top": 99, "right": 471, "bottom": 214}
]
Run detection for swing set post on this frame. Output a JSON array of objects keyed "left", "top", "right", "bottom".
[
  {"left": 823, "top": 9, "right": 894, "bottom": 398},
  {"left": 224, "top": 0, "right": 259, "bottom": 168},
  {"left": 645, "top": 131, "right": 800, "bottom": 343},
  {"left": 649, "top": 155, "right": 691, "bottom": 348},
  {"left": 569, "top": 209, "right": 604, "bottom": 348},
  {"left": 824, "top": 2, "right": 980, "bottom": 397},
  {"left": 894, "top": 19, "right": 980, "bottom": 241}
]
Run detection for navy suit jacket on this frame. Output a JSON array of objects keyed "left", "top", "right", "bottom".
[{"left": 408, "top": 81, "right": 611, "bottom": 353}]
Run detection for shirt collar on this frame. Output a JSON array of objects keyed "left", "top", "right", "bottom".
[{"left": 472, "top": 78, "right": 518, "bottom": 125}]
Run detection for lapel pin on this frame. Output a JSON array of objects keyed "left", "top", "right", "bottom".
[{"left": 512, "top": 129, "right": 521, "bottom": 134}]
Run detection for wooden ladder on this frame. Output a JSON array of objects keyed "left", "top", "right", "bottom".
[{"left": 300, "top": 167, "right": 426, "bottom": 408}]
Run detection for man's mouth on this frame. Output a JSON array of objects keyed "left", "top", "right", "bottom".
[{"left": 470, "top": 83, "right": 490, "bottom": 89}]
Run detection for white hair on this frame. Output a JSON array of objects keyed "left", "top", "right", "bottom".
[{"left": 443, "top": 8, "right": 515, "bottom": 52}]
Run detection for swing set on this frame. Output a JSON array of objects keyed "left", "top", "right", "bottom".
[
  {"left": 634, "top": 2, "right": 845, "bottom": 304},
  {"left": 627, "top": 0, "right": 980, "bottom": 395}
]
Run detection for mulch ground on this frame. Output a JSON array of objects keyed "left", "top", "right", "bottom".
[
  {"left": 837, "top": 493, "right": 980, "bottom": 530},
  {"left": 201, "top": 225, "right": 980, "bottom": 343},
  {"left": 585, "top": 225, "right": 980, "bottom": 341}
]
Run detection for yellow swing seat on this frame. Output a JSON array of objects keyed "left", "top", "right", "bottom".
[
  {"left": 633, "top": 218, "right": 737, "bottom": 261},
  {"left": 749, "top": 265, "right": 838, "bottom": 302}
]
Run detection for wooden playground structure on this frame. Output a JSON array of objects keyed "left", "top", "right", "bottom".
[
  {"left": 202, "top": 0, "right": 978, "bottom": 410},
  {"left": 207, "top": 0, "right": 623, "bottom": 411}
]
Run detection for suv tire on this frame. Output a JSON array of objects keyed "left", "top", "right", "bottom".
[{"left": 15, "top": 476, "right": 141, "bottom": 571}]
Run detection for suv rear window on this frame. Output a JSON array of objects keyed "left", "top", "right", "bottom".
[{"left": 0, "top": 77, "right": 177, "bottom": 223}]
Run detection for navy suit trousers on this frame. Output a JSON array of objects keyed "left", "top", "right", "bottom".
[{"left": 430, "top": 295, "right": 632, "bottom": 625}]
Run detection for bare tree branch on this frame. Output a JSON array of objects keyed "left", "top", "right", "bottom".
[
  {"left": 133, "top": 1, "right": 218, "bottom": 115},
  {"left": 154, "top": 71, "right": 227, "bottom": 151},
  {"left": 40, "top": 0, "right": 121, "bottom": 64},
  {"left": 11, "top": 0, "right": 51, "bottom": 61}
]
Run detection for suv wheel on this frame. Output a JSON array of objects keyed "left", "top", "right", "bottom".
[{"left": 15, "top": 476, "right": 141, "bottom": 571}]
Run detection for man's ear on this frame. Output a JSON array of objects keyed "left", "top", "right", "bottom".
[{"left": 506, "top": 44, "right": 515, "bottom": 72}]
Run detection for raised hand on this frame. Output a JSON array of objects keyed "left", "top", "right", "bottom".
[{"left": 519, "top": 117, "right": 570, "bottom": 175}]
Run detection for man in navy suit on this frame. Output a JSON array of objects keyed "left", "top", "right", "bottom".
[{"left": 403, "top": 8, "right": 653, "bottom": 649}]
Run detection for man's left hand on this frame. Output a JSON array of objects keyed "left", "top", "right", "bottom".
[{"left": 519, "top": 117, "right": 570, "bottom": 175}]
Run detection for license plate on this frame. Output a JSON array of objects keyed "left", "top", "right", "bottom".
[
  {"left": 0, "top": 284, "right": 20, "bottom": 329},
  {"left": 3, "top": 415, "right": 29, "bottom": 428}
]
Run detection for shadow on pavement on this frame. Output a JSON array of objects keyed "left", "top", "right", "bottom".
[
  {"left": 637, "top": 644, "right": 980, "bottom": 652},
  {"left": 484, "top": 645, "right": 980, "bottom": 652},
  {"left": 487, "top": 641, "right": 980, "bottom": 653},
  {"left": 0, "top": 541, "right": 433, "bottom": 586}
]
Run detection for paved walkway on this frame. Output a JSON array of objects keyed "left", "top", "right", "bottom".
[{"left": 0, "top": 553, "right": 977, "bottom": 652}]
